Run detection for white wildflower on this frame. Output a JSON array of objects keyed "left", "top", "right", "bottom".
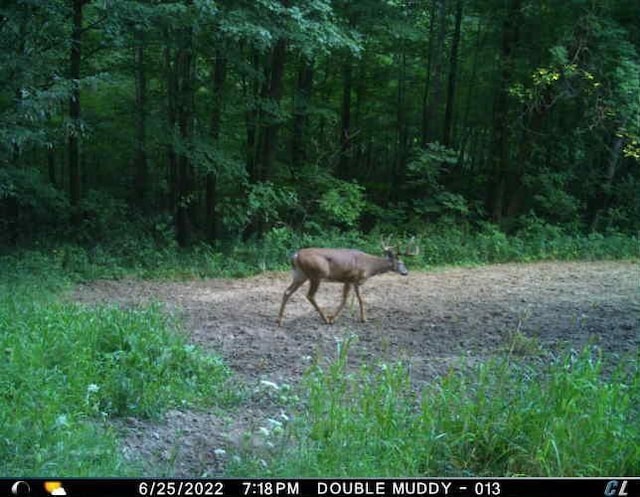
[{"left": 260, "top": 380, "right": 280, "bottom": 390}]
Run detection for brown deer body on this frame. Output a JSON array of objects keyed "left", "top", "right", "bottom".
[{"left": 277, "top": 242, "right": 417, "bottom": 325}]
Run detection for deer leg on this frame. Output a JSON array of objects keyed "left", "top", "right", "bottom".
[
  {"left": 277, "top": 271, "right": 308, "bottom": 326},
  {"left": 306, "top": 279, "right": 330, "bottom": 324},
  {"left": 328, "top": 283, "right": 352, "bottom": 324},
  {"left": 354, "top": 284, "right": 366, "bottom": 322}
]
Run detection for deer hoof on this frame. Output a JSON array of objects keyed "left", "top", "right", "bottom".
[{"left": 326, "top": 315, "right": 335, "bottom": 325}]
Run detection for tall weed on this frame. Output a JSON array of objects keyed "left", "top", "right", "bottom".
[{"left": 236, "top": 341, "right": 639, "bottom": 477}]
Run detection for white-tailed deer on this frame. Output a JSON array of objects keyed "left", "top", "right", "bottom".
[{"left": 277, "top": 238, "right": 419, "bottom": 325}]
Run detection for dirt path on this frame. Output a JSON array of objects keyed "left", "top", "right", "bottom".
[{"left": 73, "top": 261, "right": 639, "bottom": 476}]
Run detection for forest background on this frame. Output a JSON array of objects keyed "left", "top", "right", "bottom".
[{"left": 1, "top": 0, "right": 639, "bottom": 266}]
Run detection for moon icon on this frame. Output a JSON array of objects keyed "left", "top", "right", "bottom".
[{"left": 11, "top": 481, "right": 31, "bottom": 496}]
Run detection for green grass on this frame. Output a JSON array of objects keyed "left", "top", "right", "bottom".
[
  {"left": 0, "top": 256, "right": 239, "bottom": 476},
  {"left": 412, "top": 224, "right": 639, "bottom": 266},
  {"left": 232, "top": 337, "right": 640, "bottom": 477},
  {"left": 4, "top": 224, "right": 637, "bottom": 282}
]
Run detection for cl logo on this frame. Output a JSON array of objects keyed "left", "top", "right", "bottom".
[{"left": 604, "top": 480, "right": 629, "bottom": 497}]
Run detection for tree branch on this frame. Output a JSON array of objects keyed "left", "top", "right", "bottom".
[{"left": 80, "top": 13, "right": 108, "bottom": 34}]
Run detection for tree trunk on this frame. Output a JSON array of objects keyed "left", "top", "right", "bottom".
[
  {"left": 487, "top": 0, "right": 521, "bottom": 223},
  {"left": 12, "top": 15, "right": 28, "bottom": 164},
  {"left": 339, "top": 57, "right": 353, "bottom": 177},
  {"left": 48, "top": 146, "right": 56, "bottom": 186},
  {"left": 443, "top": 0, "right": 463, "bottom": 147},
  {"left": 133, "top": 29, "right": 148, "bottom": 208},
  {"left": 291, "top": 58, "right": 314, "bottom": 172},
  {"left": 590, "top": 133, "right": 623, "bottom": 230},
  {"left": 421, "top": 0, "right": 438, "bottom": 147},
  {"left": 210, "top": 51, "right": 226, "bottom": 143},
  {"left": 458, "top": 18, "right": 486, "bottom": 163},
  {"left": 506, "top": 97, "right": 547, "bottom": 219},
  {"left": 68, "top": 0, "right": 85, "bottom": 219},
  {"left": 245, "top": 30, "right": 288, "bottom": 239},
  {"left": 175, "top": 35, "right": 195, "bottom": 247},
  {"left": 206, "top": 50, "right": 227, "bottom": 240},
  {"left": 392, "top": 48, "right": 408, "bottom": 202},
  {"left": 423, "top": 0, "right": 446, "bottom": 145},
  {"left": 245, "top": 50, "right": 262, "bottom": 182},
  {"left": 260, "top": 36, "right": 287, "bottom": 182},
  {"left": 164, "top": 40, "right": 178, "bottom": 213}
]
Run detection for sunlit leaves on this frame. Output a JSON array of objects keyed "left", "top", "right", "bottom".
[
  {"left": 618, "top": 129, "right": 640, "bottom": 162},
  {"left": 318, "top": 180, "right": 365, "bottom": 228},
  {"left": 248, "top": 181, "right": 299, "bottom": 225}
]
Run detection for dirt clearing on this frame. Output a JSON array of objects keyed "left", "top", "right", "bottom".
[{"left": 73, "top": 260, "right": 639, "bottom": 476}]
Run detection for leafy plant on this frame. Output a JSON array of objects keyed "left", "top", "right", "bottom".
[
  {"left": 0, "top": 167, "right": 69, "bottom": 242},
  {"left": 247, "top": 181, "right": 299, "bottom": 229},
  {"left": 318, "top": 180, "right": 366, "bottom": 228}
]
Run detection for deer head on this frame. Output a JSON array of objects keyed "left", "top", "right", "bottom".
[{"left": 380, "top": 236, "right": 420, "bottom": 276}]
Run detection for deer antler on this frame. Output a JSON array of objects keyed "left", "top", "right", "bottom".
[
  {"left": 380, "top": 235, "right": 395, "bottom": 253},
  {"left": 402, "top": 236, "right": 420, "bottom": 256}
]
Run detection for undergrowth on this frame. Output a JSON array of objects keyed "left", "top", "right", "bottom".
[
  {"left": 3, "top": 223, "right": 638, "bottom": 281},
  {"left": 232, "top": 337, "right": 640, "bottom": 477}
]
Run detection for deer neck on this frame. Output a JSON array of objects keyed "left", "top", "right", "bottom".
[{"left": 364, "top": 255, "right": 393, "bottom": 278}]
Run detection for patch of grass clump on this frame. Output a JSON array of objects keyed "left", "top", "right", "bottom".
[
  {"left": 235, "top": 338, "right": 639, "bottom": 477},
  {"left": 0, "top": 257, "right": 238, "bottom": 476}
]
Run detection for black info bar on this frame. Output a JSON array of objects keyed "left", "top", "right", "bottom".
[{"left": 1, "top": 478, "right": 638, "bottom": 497}]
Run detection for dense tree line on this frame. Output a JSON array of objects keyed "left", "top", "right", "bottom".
[{"left": 1, "top": 0, "right": 639, "bottom": 246}]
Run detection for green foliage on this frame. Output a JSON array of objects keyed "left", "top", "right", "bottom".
[
  {"left": 407, "top": 221, "right": 637, "bottom": 267},
  {"left": 406, "top": 143, "right": 458, "bottom": 179},
  {"left": 287, "top": 166, "right": 370, "bottom": 232},
  {"left": 0, "top": 255, "right": 239, "bottom": 476},
  {"left": 2, "top": 220, "right": 636, "bottom": 285},
  {"left": 0, "top": 167, "right": 69, "bottom": 242},
  {"left": 318, "top": 180, "right": 366, "bottom": 228},
  {"left": 521, "top": 171, "right": 580, "bottom": 227},
  {"left": 3, "top": 0, "right": 640, "bottom": 245},
  {"left": 247, "top": 181, "right": 299, "bottom": 230},
  {"left": 429, "top": 349, "right": 640, "bottom": 475},
  {"left": 283, "top": 1, "right": 362, "bottom": 58},
  {"left": 405, "top": 144, "right": 469, "bottom": 223},
  {"left": 0, "top": 1, "right": 69, "bottom": 159},
  {"left": 77, "top": 190, "right": 131, "bottom": 243},
  {"left": 233, "top": 341, "right": 640, "bottom": 476}
]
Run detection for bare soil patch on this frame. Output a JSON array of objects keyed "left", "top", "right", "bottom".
[{"left": 73, "top": 261, "right": 639, "bottom": 476}]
